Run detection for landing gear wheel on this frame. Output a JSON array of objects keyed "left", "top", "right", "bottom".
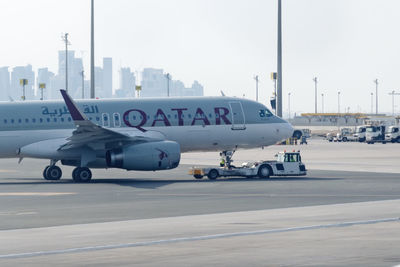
[
  {"left": 258, "top": 165, "right": 270, "bottom": 179},
  {"left": 194, "top": 174, "right": 203, "bottom": 179},
  {"left": 43, "top": 166, "right": 50, "bottom": 179},
  {"left": 45, "top": 166, "right": 62, "bottom": 180},
  {"left": 207, "top": 169, "right": 219, "bottom": 180},
  {"left": 72, "top": 167, "right": 92, "bottom": 183}
]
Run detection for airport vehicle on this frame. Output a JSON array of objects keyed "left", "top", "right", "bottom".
[
  {"left": 333, "top": 132, "right": 342, "bottom": 142},
  {"left": 365, "top": 125, "right": 386, "bottom": 144},
  {"left": 385, "top": 126, "right": 400, "bottom": 143},
  {"left": 334, "top": 128, "right": 354, "bottom": 142},
  {"left": 189, "top": 151, "right": 306, "bottom": 180},
  {"left": 353, "top": 126, "right": 366, "bottom": 142},
  {"left": 326, "top": 133, "right": 334, "bottom": 142},
  {"left": 0, "top": 90, "right": 294, "bottom": 182}
]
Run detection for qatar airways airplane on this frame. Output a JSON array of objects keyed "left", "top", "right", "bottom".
[{"left": 0, "top": 90, "right": 293, "bottom": 182}]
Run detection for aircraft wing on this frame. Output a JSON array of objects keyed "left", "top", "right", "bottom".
[{"left": 59, "top": 90, "right": 153, "bottom": 150}]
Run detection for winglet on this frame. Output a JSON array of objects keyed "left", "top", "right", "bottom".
[{"left": 60, "top": 89, "right": 87, "bottom": 122}]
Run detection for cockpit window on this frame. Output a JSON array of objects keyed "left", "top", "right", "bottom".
[{"left": 259, "top": 109, "right": 273, "bottom": 118}]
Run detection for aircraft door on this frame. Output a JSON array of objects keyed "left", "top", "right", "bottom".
[{"left": 229, "top": 102, "right": 246, "bottom": 130}]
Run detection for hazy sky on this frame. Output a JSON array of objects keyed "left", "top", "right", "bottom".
[{"left": 1, "top": 0, "right": 400, "bottom": 115}]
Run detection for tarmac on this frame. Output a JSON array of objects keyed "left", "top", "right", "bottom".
[{"left": 0, "top": 139, "right": 399, "bottom": 266}]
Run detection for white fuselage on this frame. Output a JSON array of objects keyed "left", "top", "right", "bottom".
[{"left": 0, "top": 96, "right": 294, "bottom": 159}]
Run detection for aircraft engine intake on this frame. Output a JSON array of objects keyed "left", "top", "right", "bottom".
[{"left": 106, "top": 141, "right": 180, "bottom": 171}]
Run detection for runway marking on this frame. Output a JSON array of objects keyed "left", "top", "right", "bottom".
[
  {"left": 0, "top": 211, "right": 37, "bottom": 216},
  {"left": 0, "top": 192, "right": 76, "bottom": 197},
  {"left": 0, "top": 170, "right": 17, "bottom": 173},
  {"left": 0, "top": 217, "right": 399, "bottom": 259}
]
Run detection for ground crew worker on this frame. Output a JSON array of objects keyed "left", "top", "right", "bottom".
[{"left": 220, "top": 158, "right": 225, "bottom": 167}]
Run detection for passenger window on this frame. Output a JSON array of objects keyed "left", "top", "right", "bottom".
[
  {"left": 102, "top": 113, "right": 110, "bottom": 127},
  {"left": 113, "top": 113, "right": 121, "bottom": 127}
]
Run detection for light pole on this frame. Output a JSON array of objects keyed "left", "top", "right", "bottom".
[
  {"left": 165, "top": 73, "right": 171, "bottom": 97},
  {"left": 388, "top": 90, "right": 400, "bottom": 116},
  {"left": 254, "top": 75, "right": 259, "bottom": 102},
  {"left": 288, "top": 92, "right": 291, "bottom": 120},
  {"left": 271, "top": 72, "right": 277, "bottom": 115},
  {"left": 370, "top": 92, "right": 373, "bottom": 114},
  {"left": 135, "top": 85, "right": 142, "bottom": 98},
  {"left": 374, "top": 79, "right": 378, "bottom": 114},
  {"left": 277, "top": 0, "right": 282, "bottom": 117},
  {"left": 80, "top": 70, "right": 85, "bottom": 99},
  {"left": 39, "top": 83, "right": 46, "bottom": 100},
  {"left": 19, "top": 79, "right": 28, "bottom": 101},
  {"left": 321, "top": 93, "right": 324, "bottom": 113},
  {"left": 90, "top": 0, "right": 95, "bottom": 99},
  {"left": 313, "top": 77, "right": 317, "bottom": 113},
  {"left": 337, "top": 91, "right": 341, "bottom": 114},
  {"left": 61, "top": 33, "right": 70, "bottom": 92}
]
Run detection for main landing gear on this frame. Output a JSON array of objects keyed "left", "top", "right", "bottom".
[
  {"left": 43, "top": 163, "right": 62, "bottom": 181},
  {"left": 72, "top": 167, "right": 92, "bottom": 183},
  {"left": 42, "top": 160, "right": 92, "bottom": 183}
]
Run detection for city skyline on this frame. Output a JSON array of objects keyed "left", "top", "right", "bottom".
[
  {"left": 0, "top": 51, "right": 204, "bottom": 101},
  {"left": 1, "top": 0, "right": 400, "bottom": 115}
]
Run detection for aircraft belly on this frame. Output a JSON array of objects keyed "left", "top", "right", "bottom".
[{"left": 156, "top": 124, "right": 284, "bottom": 152}]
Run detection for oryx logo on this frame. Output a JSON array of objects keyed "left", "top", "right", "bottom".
[{"left": 156, "top": 149, "right": 168, "bottom": 160}]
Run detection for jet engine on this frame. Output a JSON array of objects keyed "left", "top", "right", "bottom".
[{"left": 106, "top": 141, "right": 180, "bottom": 171}]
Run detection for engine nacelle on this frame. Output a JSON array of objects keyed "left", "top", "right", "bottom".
[{"left": 106, "top": 141, "right": 180, "bottom": 171}]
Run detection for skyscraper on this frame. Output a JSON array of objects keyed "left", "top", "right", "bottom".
[
  {"left": 102, "top": 58, "right": 112, "bottom": 98},
  {"left": 95, "top": 66, "right": 103, "bottom": 98},
  {"left": 116, "top": 67, "right": 135, "bottom": 98},
  {"left": 58, "top": 50, "right": 83, "bottom": 98},
  {"left": 10, "top": 65, "right": 35, "bottom": 101},
  {"left": 141, "top": 68, "right": 166, "bottom": 97},
  {"left": 0, "top": 67, "right": 10, "bottom": 101},
  {"left": 37, "top": 68, "right": 55, "bottom": 100}
]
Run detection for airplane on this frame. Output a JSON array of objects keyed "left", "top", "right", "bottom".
[{"left": 0, "top": 90, "right": 294, "bottom": 182}]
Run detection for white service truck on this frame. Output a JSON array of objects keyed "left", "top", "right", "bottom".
[
  {"left": 385, "top": 126, "right": 400, "bottom": 143},
  {"left": 353, "top": 126, "right": 366, "bottom": 142},
  {"left": 366, "top": 125, "right": 387, "bottom": 144},
  {"left": 189, "top": 151, "right": 307, "bottom": 180}
]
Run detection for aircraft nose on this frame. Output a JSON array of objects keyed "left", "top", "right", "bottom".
[{"left": 282, "top": 121, "right": 294, "bottom": 139}]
